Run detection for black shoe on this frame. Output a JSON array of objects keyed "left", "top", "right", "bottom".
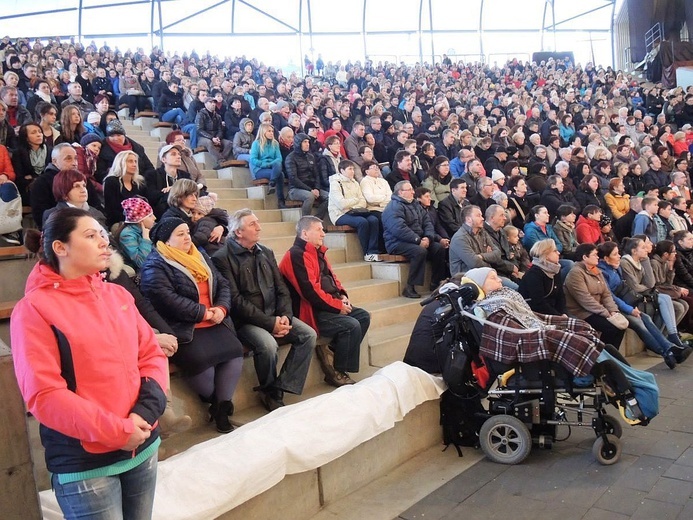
[
  {"left": 1, "top": 232, "right": 21, "bottom": 245},
  {"left": 260, "top": 391, "right": 285, "bottom": 412},
  {"left": 171, "top": 124, "right": 179, "bottom": 131},
  {"left": 663, "top": 350, "right": 677, "bottom": 369},
  {"left": 671, "top": 345, "right": 693, "bottom": 364},
  {"left": 215, "top": 400, "right": 235, "bottom": 433},
  {"left": 402, "top": 286, "right": 421, "bottom": 299}
]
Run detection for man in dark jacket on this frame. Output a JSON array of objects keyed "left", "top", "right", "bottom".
[
  {"left": 540, "top": 175, "right": 578, "bottom": 220},
  {"left": 279, "top": 216, "right": 370, "bottom": 387},
  {"left": 643, "top": 155, "right": 669, "bottom": 188},
  {"left": 286, "top": 133, "right": 328, "bottom": 218},
  {"left": 196, "top": 97, "right": 233, "bottom": 168},
  {"left": 145, "top": 144, "right": 192, "bottom": 218},
  {"left": 212, "top": 210, "right": 317, "bottom": 411},
  {"left": 438, "top": 178, "right": 469, "bottom": 237},
  {"left": 382, "top": 180, "right": 448, "bottom": 298}
]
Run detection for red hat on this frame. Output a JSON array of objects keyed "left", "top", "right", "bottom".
[{"left": 121, "top": 197, "right": 153, "bottom": 223}]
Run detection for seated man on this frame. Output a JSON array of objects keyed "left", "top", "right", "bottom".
[
  {"left": 382, "top": 181, "right": 448, "bottom": 298},
  {"left": 438, "top": 178, "right": 469, "bottom": 237},
  {"left": 279, "top": 216, "right": 370, "bottom": 387},
  {"left": 196, "top": 96, "right": 233, "bottom": 168},
  {"left": 449, "top": 205, "right": 501, "bottom": 276},
  {"left": 286, "top": 133, "right": 328, "bottom": 218},
  {"left": 213, "top": 209, "right": 317, "bottom": 411},
  {"left": 145, "top": 144, "right": 192, "bottom": 218}
]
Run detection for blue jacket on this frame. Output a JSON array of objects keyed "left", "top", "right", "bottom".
[
  {"left": 597, "top": 260, "right": 636, "bottom": 315},
  {"left": 631, "top": 211, "right": 657, "bottom": 244},
  {"left": 382, "top": 194, "right": 435, "bottom": 252},
  {"left": 522, "top": 221, "right": 563, "bottom": 252}
]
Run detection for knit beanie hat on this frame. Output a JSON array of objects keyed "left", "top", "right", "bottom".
[
  {"left": 150, "top": 217, "right": 187, "bottom": 244},
  {"left": 86, "top": 111, "right": 101, "bottom": 125},
  {"left": 194, "top": 193, "right": 218, "bottom": 216},
  {"left": 491, "top": 169, "right": 505, "bottom": 183},
  {"left": 80, "top": 133, "right": 101, "bottom": 148},
  {"left": 463, "top": 267, "right": 494, "bottom": 292},
  {"left": 106, "top": 119, "right": 126, "bottom": 136},
  {"left": 121, "top": 197, "right": 153, "bottom": 224}
]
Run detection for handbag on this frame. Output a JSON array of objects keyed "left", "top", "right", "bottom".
[
  {"left": 606, "top": 313, "right": 629, "bottom": 330},
  {"left": 347, "top": 208, "right": 369, "bottom": 216},
  {"left": 0, "top": 181, "right": 22, "bottom": 235},
  {"left": 613, "top": 280, "right": 644, "bottom": 307}
]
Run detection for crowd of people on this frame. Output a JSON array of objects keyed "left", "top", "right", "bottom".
[{"left": 4, "top": 33, "right": 693, "bottom": 518}]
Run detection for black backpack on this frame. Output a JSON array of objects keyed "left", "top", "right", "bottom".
[{"left": 440, "top": 388, "right": 487, "bottom": 456}]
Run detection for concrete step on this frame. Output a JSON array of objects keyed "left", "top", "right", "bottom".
[
  {"left": 323, "top": 232, "right": 364, "bottom": 263},
  {"left": 214, "top": 187, "right": 255, "bottom": 200},
  {"left": 325, "top": 247, "right": 346, "bottom": 265},
  {"left": 367, "top": 321, "right": 416, "bottom": 367},
  {"left": 216, "top": 165, "right": 253, "bottom": 188},
  {"left": 331, "top": 262, "right": 373, "bottom": 283},
  {"left": 216, "top": 198, "right": 265, "bottom": 211},
  {"left": 258, "top": 221, "right": 297, "bottom": 237},
  {"left": 0, "top": 256, "right": 37, "bottom": 302},
  {"left": 206, "top": 178, "right": 234, "bottom": 190},
  {"left": 201, "top": 169, "right": 218, "bottom": 180},
  {"left": 361, "top": 297, "right": 426, "bottom": 330},
  {"left": 341, "top": 278, "right": 400, "bottom": 304}
]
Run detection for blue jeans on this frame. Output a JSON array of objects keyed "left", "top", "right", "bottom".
[
  {"left": 52, "top": 452, "right": 157, "bottom": 520},
  {"left": 252, "top": 162, "right": 285, "bottom": 205},
  {"left": 657, "top": 293, "right": 681, "bottom": 336},
  {"left": 626, "top": 313, "right": 672, "bottom": 355},
  {"left": 237, "top": 318, "right": 316, "bottom": 395},
  {"left": 235, "top": 153, "right": 251, "bottom": 163},
  {"left": 559, "top": 259, "right": 574, "bottom": 282},
  {"left": 160, "top": 108, "right": 186, "bottom": 125},
  {"left": 182, "top": 123, "right": 198, "bottom": 148},
  {"left": 335, "top": 212, "right": 381, "bottom": 255},
  {"left": 314, "top": 307, "right": 370, "bottom": 373}
]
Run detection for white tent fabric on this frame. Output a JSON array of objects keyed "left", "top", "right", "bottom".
[{"left": 40, "top": 362, "right": 445, "bottom": 519}]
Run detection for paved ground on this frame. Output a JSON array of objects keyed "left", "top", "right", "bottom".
[{"left": 397, "top": 359, "right": 693, "bottom": 520}]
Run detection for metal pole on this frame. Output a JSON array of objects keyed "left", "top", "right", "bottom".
[
  {"left": 610, "top": 0, "right": 616, "bottom": 69},
  {"left": 362, "top": 0, "right": 368, "bottom": 63},
  {"left": 418, "top": 0, "right": 424, "bottom": 64},
  {"left": 307, "top": 0, "right": 314, "bottom": 74},
  {"left": 157, "top": 0, "right": 164, "bottom": 51},
  {"left": 78, "top": 0, "right": 83, "bottom": 42},
  {"left": 298, "top": 0, "right": 304, "bottom": 76},
  {"left": 429, "top": 0, "right": 434, "bottom": 63},
  {"left": 479, "top": 0, "right": 484, "bottom": 62}
]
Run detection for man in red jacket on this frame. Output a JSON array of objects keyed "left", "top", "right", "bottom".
[{"left": 279, "top": 216, "right": 370, "bottom": 387}]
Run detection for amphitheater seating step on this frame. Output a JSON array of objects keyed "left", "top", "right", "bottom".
[
  {"left": 326, "top": 225, "right": 356, "bottom": 232},
  {"left": 0, "top": 300, "right": 17, "bottom": 319}
]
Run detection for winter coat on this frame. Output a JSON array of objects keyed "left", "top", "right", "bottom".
[
  {"left": 674, "top": 246, "right": 693, "bottom": 290},
  {"left": 422, "top": 175, "right": 452, "bottom": 205},
  {"left": 249, "top": 139, "right": 281, "bottom": 176},
  {"left": 10, "top": 263, "right": 167, "bottom": 474},
  {"left": 318, "top": 150, "right": 340, "bottom": 192},
  {"left": 156, "top": 86, "right": 185, "bottom": 115},
  {"left": 212, "top": 239, "right": 293, "bottom": 332},
  {"left": 144, "top": 167, "right": 192, "bottom": 219},
  {"left": 286, "top": 133, "right": 320, "bottom": 191},
  {"left": 437, "top": 193, "right": 466, "bottom": 237},
  {"left": 195, "top": 108, "right": 224, "bottom": 141},
  {"left": 517, "top": 265, "right": 566, "bottom": 316},
  {"left": 449, "top": 223, "right": 501, "bottom": 276},
  {"left": 597, "top": 260, "right": 638, "bottom": 315},
  {"left": 522, "top": 221, "right": 563, "bottom": 252},
  {"left": 553, "top": 220, "right": 578, "bottom": 259},
  {"left": 360, "top": 175, "right": 392, "bottom": 212},
  {"left": 328, "top": 172, "right": 368, "bottom": 223},
  {"left": 382, "top": 193, "right": 435, "bottom": 253},
  {"left": 191, "top": 209, "right": 229, "bottom": 255},
  {"left": 604, "top": 192, "right": 630, "bottom": 220},
  {"left": 575, "top": 215, "right": 604, "bottom": 244},
  {"left": 564, "top": 261, "right": 619, "bottom": 320},
  {"left": 139, "top": 248, "right": 232, "bottom": 344},
  {"left": 96, "top": 137, "right": 155, "bottom": 183},
  {"left": 232, "top": 118, "right": 254, "bottom": 157},
  {"left": 118, "top": 224, "right": 152, "bottom": 270}
]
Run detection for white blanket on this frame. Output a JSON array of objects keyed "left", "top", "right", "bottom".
[{"left": 40, "top": 362, "right": 445, "bottom": 519}]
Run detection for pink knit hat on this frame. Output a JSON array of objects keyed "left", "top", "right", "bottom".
[{"left": 121, "top": 197, "right": 153, "bottom": 223}]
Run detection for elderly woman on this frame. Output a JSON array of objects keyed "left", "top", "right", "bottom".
[
  {"left": 139, "top": 217, "right": 244, "bottom": 433},
  {"left": 517, "top": 239, "right": 565, "bottom": 316},
  {"left": 329, "top": 159, "right": 382, "bottom": 262},
  {"left": 11, "top": 208, "right": 168, "bottom": 518},
  {"left": 359, "top": 160, "right": 392, "bottom": 212},
  {"left": 42, "top": 169, "right": 107, "bottom": 228}
]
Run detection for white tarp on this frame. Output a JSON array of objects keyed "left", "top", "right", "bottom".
[{"left": 40, "top": 362, "right": 444, "bottom": 519}]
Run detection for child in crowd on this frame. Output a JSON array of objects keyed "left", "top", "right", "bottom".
[
  {"left": 116, "top": 197, "right": 156, "bottom": 270},
  {"left": 504, "top": 224, "right": 531, "bottom": 281},
  {"left": 190, "top": 193, "right": 229, "bottom": 255}
]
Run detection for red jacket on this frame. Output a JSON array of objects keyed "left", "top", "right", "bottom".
[
  {"left": 0, "top": 144, "right": 16, "bottom": 181},
  {"left": 575, "top": 215, "right": 604, "bottom": 244},
  {"left": 11, "top": 263, "right": 167, "bottom": 473},
  {"left": 279, "top": 237, "right": 346, "bottom": 332}
]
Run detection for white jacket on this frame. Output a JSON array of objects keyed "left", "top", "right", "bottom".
[
  {"left": 328, "top": 173, "right": 367, "bottom": 223},
  {"left": 360, "top": 175, "right": 392, "bottom": 212}
]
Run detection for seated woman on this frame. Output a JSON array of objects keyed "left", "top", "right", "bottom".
[
  {"left": 597, "top": 241, "right": 690, "bottom": 368},
  {"left": 42, "top": 169, "right": 107, "bottom": 229},
  {"left": 421, "top": 156, "right": 453, "bottom": 205},
  {"left": 163, "top": 178, "right": 225, "bottom": 249},
  {"left": 564, "top": 243, "right": 626, "bottom": 349},
  {"left": 115, "top": 197, "right": 157, "bottom": 270},
  {"left": 103, "top": 150, "right": 149, "bottom": 229},
  {"left": 11, "top": 123, "right": 51, "bottom": 204},
  {"left": 359, "top": 161, "right": 392, "bottom": 213},
  {"left": 553, "top": 204, "right": 579, "bottom": 260},
  {"left": 59, "top": 105, "right": 86, "bottom": 145},
  {"left": 328, "top": 159, "right": 383, "bottom": 262},
  {"left": 139, "top": 218, "right": 244, "bottom": 433},
  {"left": 11, "top": 208, "right": 167, "bottom": 519},
  {"left": 517, "top": 239, "right": 566, "bottom": 316},
  {"left": 523, "top": 204, "right": 573, "bottom": 279},
  {"left": 620, "top": 236, "right": 689, "bottom": 348},
  {"left": 249, "top": 123, "right": 285, "bottom": 207}
]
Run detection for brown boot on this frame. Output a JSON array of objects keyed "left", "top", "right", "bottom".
[
  {"left": 159, "top": 393, "right": 192, "bottom": 439},
  {"left": 316, "top": 343, "right": 336, "bottom": 379}
]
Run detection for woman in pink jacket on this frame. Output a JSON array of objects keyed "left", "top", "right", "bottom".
[{"left": 11, "top": 207, "right": 168, "bottom": 519}]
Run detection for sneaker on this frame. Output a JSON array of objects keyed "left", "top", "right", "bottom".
[
  {"left": 1, "top": 232, "right": 21, "bottom": 245},
  {"left": 267, "top": 181, "right": 276, "bottom": 195},
  {"left": 364, "top": 254, "right": 382, "bottom": 262}
]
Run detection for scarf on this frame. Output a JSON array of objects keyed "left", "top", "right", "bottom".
[
  {"left": 476, "top": 287, "right": 552, "bottom": 331},
  {"left": 108, "top": 139, "right": 133, "bottom": 155},
  {"left": 156, "top": 241, "right": 210, "bottom": 283},
  {"left": 29, "top": 146, "right": 48, "bottom": 175},
  {"left": 532, "top": 256, "right": 561, "bottom": 277}
]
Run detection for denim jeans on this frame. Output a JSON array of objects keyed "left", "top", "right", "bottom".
[
  {"left": 235, "top": 153, "right": 251, "bottom": 163},
  {"left": 252, "top": 162, "right": 285, "bottom": 204},
  {"left": 625, "top": 313, "right": 672, "bottom": 355},
  {"left": 237, "top": 318, "right": 317, "bottom": 395},
  {"left": 181, "top": 123, "right": 198, "bottom": 148},
  {"left": 657, "top": 293, "right": 682, "bottom": 335},
  {"left": 315, "top": 306, "right": 370, "bottom": 373},
  {"left": 52, "top": 452, "right": 157, "bottom": 520},
  {"left": 160, "top": 108, "right": 186, "bottom": 125},
  {"left": 335, "top": 212, "right": 380, "bottom": 255}
]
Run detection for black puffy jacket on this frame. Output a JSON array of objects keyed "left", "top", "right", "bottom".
[
  {"left": 285, "top": 133, "right": 320, "bottom": 191},
  {"left": 139, "top": 248, "right": 233, "bottom": 343},
  {"left": 157, "top": 86, "right": 185, "bottom": 115}
]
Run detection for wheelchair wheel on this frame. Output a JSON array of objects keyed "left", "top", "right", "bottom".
[
  {"left": 479, "top": 415, "right": 532, "bottom": 465},
  {"left": 592, "top": 434, "right": 622, "bottom": 465},
  {"left": 601, "top": 414, "right": 623, "bottom": 438}
]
